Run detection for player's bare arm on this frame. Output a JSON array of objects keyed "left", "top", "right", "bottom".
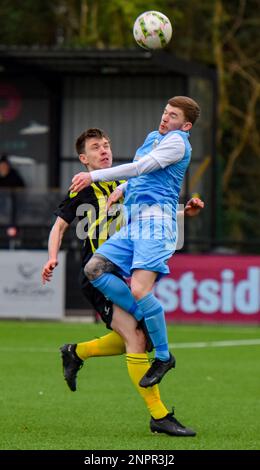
[{"left": 42, "top": 217, "right": 69, "bottom": 284}]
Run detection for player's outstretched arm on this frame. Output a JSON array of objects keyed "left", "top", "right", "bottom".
[
  {"left": 70, "top": 134, "right": 187, "bottom": 194},
  {"left": 42, "top": 217, "right": 69, "bottom": 284},
  {"left": 69, "top": 155, "right": 161, "bottom": 193}
]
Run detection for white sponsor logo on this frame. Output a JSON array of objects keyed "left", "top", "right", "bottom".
[
  {"left": 155, "top": 267, "right": 260, "bottom": 315},
  {"left": 76, "top": 202, "right": 184, "bottom": 248}
]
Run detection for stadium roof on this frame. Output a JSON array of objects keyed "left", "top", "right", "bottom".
[{"left": 0, "top": 46, "right": 215, "bottom": 78}]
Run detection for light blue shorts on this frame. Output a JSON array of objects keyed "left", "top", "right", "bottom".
[{"left": 95, "top": 218, "right": 177, "bottom": 278}]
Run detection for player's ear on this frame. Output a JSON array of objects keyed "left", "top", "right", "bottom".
[
  {"left": 183, "top": 122, "right": 192, "bottom": 131},
  {"left": 79, "top": 153, "right": 89, "bottom": 165}
]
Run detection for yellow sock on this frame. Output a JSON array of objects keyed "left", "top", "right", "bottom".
[
  {"left": 126, "top": 353, "right": 168, "bottom": 419},
  {"left": 76, "top": 331, "right": 125, "bottom": 360}
]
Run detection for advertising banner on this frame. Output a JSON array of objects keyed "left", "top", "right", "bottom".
[
  {"left": 154, "top": 254, "right": 260, "bottom": 323},
  {"left": 0, "top": 250, "right": 66, "bottom": 319}
]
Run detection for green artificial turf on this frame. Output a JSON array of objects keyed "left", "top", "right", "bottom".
[{"left": 0, "top": 321, "right": 259, "bottom": 450}]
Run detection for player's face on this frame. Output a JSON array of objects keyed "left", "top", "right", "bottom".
[
  {"left": 0, "top": 161, "right": 10, "bottom": 177},
  {"left": 80, "top": 137, "right": 113, "bottom": 171},
  {"left": 159, "top": 104, "right": 191, "bottom": 134}
]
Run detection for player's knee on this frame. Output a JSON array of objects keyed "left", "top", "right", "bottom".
[
  {"left": 112, "top": 314, "right": 145, "bottom": 351},
  {"left": 112, "top": 314, "right": 131, "bottom": 338},
  {"left": 84, "top": 257, "right": 99, "bottom": 281},
  {"left": 131, "top": 284, "right": 147, "bottom": 300},
  {"left": 85, "top": 254, "right": 116, "bottom": 281}
]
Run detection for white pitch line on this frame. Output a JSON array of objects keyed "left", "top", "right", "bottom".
[
  {"left": 169, "top": 338, "right": 260, "bottom": 349},
  {"left": 0, "top": 338, "right": 260, "bottom": 354}
]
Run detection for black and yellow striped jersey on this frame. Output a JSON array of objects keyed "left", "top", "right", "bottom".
[{"left": 55, "top": 180, "right": 125, "bottom": 266}]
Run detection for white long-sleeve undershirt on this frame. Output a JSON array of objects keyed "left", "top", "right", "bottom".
[
  {"left": 90, "top": 133, "right": 185, "bottom": 182},
  {"left": 116, "top": 181, "right": 128, "bottom": 194}
]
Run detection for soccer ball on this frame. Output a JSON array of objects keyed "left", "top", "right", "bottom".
[{"left": 133, "top": 11, "right": 172, "bottom": 50}]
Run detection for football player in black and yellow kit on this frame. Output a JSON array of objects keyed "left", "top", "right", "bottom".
[{"left": 42, "top": 128, "right": 204, "bottom": 436}]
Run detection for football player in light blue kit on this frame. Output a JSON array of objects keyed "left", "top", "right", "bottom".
[{"left": 70, "top": 96, "right": 200, "bottom": 387}]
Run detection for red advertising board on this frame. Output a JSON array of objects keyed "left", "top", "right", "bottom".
[{"left": 154, "top": 254, "right": 260, "bottom": 324}]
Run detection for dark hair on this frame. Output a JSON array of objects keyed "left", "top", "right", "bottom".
[
  {"left": 0, "top": 153, "right": 9, "bottom": 164},
  {"left": 75, "top": 128, "right": 110, "bottom": 155},
  {"left": 168, "top": 96, "right": 200, "bottom": 124}
]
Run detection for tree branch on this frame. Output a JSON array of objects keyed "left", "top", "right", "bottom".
[
  {"left": 223, "top": 80, "right": 260, "bottom": 190},
  {"left": 222, "top": 0, "right": 246, "bottom": 46}
]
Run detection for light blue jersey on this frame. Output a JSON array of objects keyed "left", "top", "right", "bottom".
[
  {"left": 124, "top": 129, "right": 191, "bottom": 221},
  {"left": 95, "top": 129, "right": 192, "bottom": 276}
]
